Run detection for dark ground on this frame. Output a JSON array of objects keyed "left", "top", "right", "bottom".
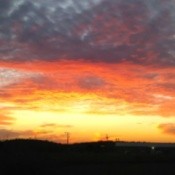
[{"left": 0, "top": 139, "right": 175, "bottom": 175}]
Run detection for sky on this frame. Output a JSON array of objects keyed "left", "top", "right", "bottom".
[{"left": 0, "top": 0, "right": 175, "bottom": 143}]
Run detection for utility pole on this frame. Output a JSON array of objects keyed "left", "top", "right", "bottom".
[
  {"left": 116, "top": 138, "right": 120, "bottom": 142},
  {"left": 106, "top": 134, "right": 109, "bottom": 141},
  {"left": 65, "top": 132, "right": 70, "bottom": 144}
]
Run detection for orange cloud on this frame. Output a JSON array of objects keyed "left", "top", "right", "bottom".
[
  {"left": 158, "top": 123, "right": 175, "bottom": 135},
  {"left": 0, "top": 114, "right": 14, "bottom": 125},
  {"left": 158, "top": 100, "right": 175, "bottom": 117},
  {"left": 1, "top": 60, "right": 175, "bottom": 118}
]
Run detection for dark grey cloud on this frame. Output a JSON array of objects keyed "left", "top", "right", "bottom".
[
  {"left": 78, "top": 75, "right": 106, "bottom": 90},
  {"left": 0, "top": 0, "right": 175, "bottom": 66}
]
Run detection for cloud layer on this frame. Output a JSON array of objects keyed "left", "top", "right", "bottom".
[
  {"left": 1, "top": 61, "right": 175, "bottom": 117},
  {"left": 0, "top": 0, "right": 174, "bottom": 66}
]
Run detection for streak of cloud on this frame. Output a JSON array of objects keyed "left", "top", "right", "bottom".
[{"left": 40, "top": 123, "right": 73, "bottom": 128}]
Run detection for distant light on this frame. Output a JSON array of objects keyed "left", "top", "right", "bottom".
[{"left": 151, "top": 146, "right": 155, "bottom": 150}]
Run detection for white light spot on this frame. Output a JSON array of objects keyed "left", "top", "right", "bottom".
[{"left": 151, "top": 146, "right": 155, "bottom": 150}]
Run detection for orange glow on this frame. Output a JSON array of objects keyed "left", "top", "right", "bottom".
[{"left": 1, "top": 60, "right": 175, "bottom": 143}]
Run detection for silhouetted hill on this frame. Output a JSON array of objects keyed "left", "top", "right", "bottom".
[
  {"left": 0, "top": 138, "right": 64, "bottom": 153},
  {"left": 0, "top": 139, "right": 115, "bottom": 153},
  {"left": 0, "top": 139, "right": 175, "bottom": 175},
  {"left": 1, "top": 139, "right": 175, "bottom": 154}
]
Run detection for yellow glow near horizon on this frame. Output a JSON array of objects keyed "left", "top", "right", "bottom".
[{"left": 9, "top": 107, "right": 175, "bottom": 143}]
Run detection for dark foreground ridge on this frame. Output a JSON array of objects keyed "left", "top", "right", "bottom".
[{"left": 1, "top": 139, "right": 175, "bottom": 175}]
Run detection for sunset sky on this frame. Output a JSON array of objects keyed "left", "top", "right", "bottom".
[{"left": 0, "top": 0, "right": 175, "bottom": 143}]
